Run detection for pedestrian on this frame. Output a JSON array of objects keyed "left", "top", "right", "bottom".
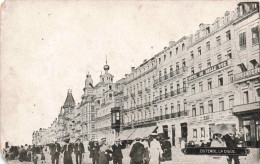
[
  {"left": 98, "top": 138, "right": 113, "bottom": 164},
  {"left": 142, "top": 137, "right": 150, "bottom": 164},
  {"left": 129, "top": 137, "right": 145, "bottom": 164},
  {"left": 62, "top": 138, "right": 74, "bottom": 164},
  {"left": 161, "top": 137, "right": 172, "bottom": 161},
  {"left": 74, "top": 138, "right": 85, "bottom": 164},
  {"left": 19, "top": 145, "right": 27, "bottom": 162},
  {"left": 149, "top": 133, "right": 163, "bottom": 164},
  {"left": 91, "top": 140, "right": 100, "bottom": 164},
  {"left": 111, "top": 139, "right": 125, "bottom": 164},
  {"left": 88, "top": 139, "right": 95, "bottom": 159},
  {"left": 223, "top": 133, "right": 240, "bottom": 164},
  {"left": 50, "top": 141, "right": 61, "bottom": 164},
  {"left": 33, "top": 153, "right": 39, "bottom": 164},
  {"left": 211, "top": 133, "right": 227, "bottom": 164}
]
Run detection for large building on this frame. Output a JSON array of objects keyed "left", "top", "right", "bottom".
[{"left": 33, "top": 2, "right": 259, "bottom": 149}]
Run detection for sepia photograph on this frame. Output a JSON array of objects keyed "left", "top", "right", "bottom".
[{"left": 0, "top": 0, "right": 259, "bottom": 164}]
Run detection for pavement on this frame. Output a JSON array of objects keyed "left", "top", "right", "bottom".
[{"left": 5, "top": 147, "right": 260, "bottom": 164}]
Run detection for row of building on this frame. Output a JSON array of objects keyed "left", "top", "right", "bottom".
[{"left": 33, "top": 2, "right": 260, "bottom": 148}]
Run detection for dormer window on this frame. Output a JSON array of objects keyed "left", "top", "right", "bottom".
[
  {"left": 182, "top": 43, "right": 185, "bottom": 51},
  {"left": 206, "top": 27, "right": 210, "bottom": 35},
  {"left": 176, "top": 47, "right": 178, "bottom": 54}
]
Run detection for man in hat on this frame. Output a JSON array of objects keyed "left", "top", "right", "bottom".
[
  {"left": 74, "top": 138, "right": 85, "bottom": 164},
  {"left": 142, "top": 137, "right": 150, "bottom": 164},
  {"left": 88, "top": 139, "right": 95, "bottom": 159},
  {"left": 149, "top": 133, "right": 163, "bottom": 164},
  {"left": 111, "top": 139, "right": 125, "bottom": 164},
  {"left": 129, "top": 137, "right": 145, "bottom": 164},
  {"left": 91, "top": 139, "right": 100, "bottom": 164},
  {"left": 50, "top": 141, "right": 61, "bottom": 164},
  {"left": 62, "top": 138, "right": 73, "bottom": 164},
  {"left": 98, "top": 138, "right": 112, "bottom": 164}
]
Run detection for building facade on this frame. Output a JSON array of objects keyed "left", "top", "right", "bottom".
[{"left": 33, "top": 2, "right": 259, "bottom": 149}]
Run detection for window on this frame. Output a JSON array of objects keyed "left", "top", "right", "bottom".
[
  {"left": 218, "top": 75, "right": 223, "bottom": 86},
  {"left": 219, "top": 98, "right": 224, "bottom": 111},
  {"left": 192, "top": 105, "right": 196, "bottom": 116},
  {"left": 170, "top": 65, "right": 173, "bottom": 76},
  {"left": 206, "top": 27, "right": 210, "bottom": 35},
  {"left": 207, "top": 59, "right": 211, "bottom": 67},
  {"left": 229, "top": 95, "right": 234, "bottom": 109},
  {"left": 252, "top": 26, "right": 259, "bottom": 45},
  {"left": 170, "top": 51, "right": 172, "bottom": 58},
  {"left": 183, "top": 79, "right": 187, "bottom": 91},
  {"left": 182, "top": 43, "right": 185, "bottom": 51},
  {"left": 176, "top": 62, "right": 179, "bottom": 70},
  {"left": 216, "top": 36, "right": 221, "bottom": 46},
  {"left": 199, "top": 82, "right": 203, "bottom": 92},
  {"left": 206, "top": 41, "right": 210, "bottom": 51},
  {"left": 191, "top": 51, "right": 194, "bottom": 59},
  {"left": 238, "top": 63, "right": 247, "bottom": 72},
  {"left": 184, "top": 99, "right": 187, "bottom": 112},
  {"left": 217, "top": 54, "right": 222, "bottom": 63},
  {"left": 177, "top": 101, "right": 180, "bottom": 113},
  {"left": 191, "top": 84, "right": 195, "bottom": 94},
  {"left": 239, "top": 32, "right": 246, "bottom": 49},
  {"left": 208, "top": 78, "right": 212, "bottom": 90},
  {"left": 201, "top": 128, "right": 205, "bottom": 137},
  {"left": 227, "top": 50, "right": 232, "bottom": 59},
  {"left": 228, "top": 71, "right": 233, "bottom": 83},
  {"left": 208, "top": 100, "right": 213, "bottom": 113},
  {"left": 171, "top": 103, "right": 174, "bottom": 113},
  {"left": 176, "top": 47, "right": 178, "bottom": 54},
  {"left": 159, "top": 58, "right": 161, "bottom": 64},
  {"left": 243, "top": 91, "right": 249, "bottom": 104},
  {"left": 164, "top": 55, "right": 166, "bottom": 61},
  {"left": 226, "top": 30, "right": 231, "bottom": 40},
  {"left": 182, "top": 59, "right": 186, "bottom": 67},
  {"left": 165, "top": 104, "right": 168, "bottom": 114},
  {"left": 198, "top": 63, "right": 202, "bottom": 71},
  {"left": 198, "top": 47, "right": 201, "bottom": 55},
  {"left": 193, "top": 129, "right": 197, "bottom": 138},
  {"left": 191, "top": 67, "right": 194, "bottom": 75},
  {"left": 200, "top": 103, "right": 204, "bottom": 115}
]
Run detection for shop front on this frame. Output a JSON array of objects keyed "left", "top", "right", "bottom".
[{"left": 233, "top": 101, "right": 260, "bottom": 148}]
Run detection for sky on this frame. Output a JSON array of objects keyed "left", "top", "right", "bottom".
[{"left": 0, "top": 0, "right": 240, "bottom": 147}]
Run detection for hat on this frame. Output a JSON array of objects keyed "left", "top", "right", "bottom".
[
  {"left": 115, "top": 138, "right": 120, "bottom": 142},
  {"left": 150, "top": 132, "right": 158, "bottom": 136},
  {"left": 76, "top": 138, "right": 81, "bottom": 142},
  {"left": 101, "top": 138, "right": 106, "bottom": 141},
  {"left": 135, "top": 137, "right": 141, "bottom": 141},
  {"left": 64, "top": 138, "right": 70, "bottom": 143}
]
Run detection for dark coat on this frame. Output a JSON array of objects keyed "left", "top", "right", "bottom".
[
  {"left": 112, "top": 143, "right": 125, "bottom": 159},
  {"left": 92, "top": 144, "right": 100, "bottom": 159},
  {"left": 88, "top": 141, "right": 95, "bottom": 158},
  {"left": 50, "top": 143, "right": 61, "bottom": 156},
  {"left": 129, "top": 142, "right": 145, "bottom": 163},
  {"left": 74, "top": 142, "right": 85, "bottom": 154},
  {"left": 62, "top": 143, "right": 74, "bottom": 164},
  {"left": 223, "top": 135, "right": 238, "bottom": 148}
]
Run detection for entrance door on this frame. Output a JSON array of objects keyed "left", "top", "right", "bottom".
[
  {"left": 172, "top": 125, "right": 175, "bottom": 146},
  {"left": 181, "top": 123, "right": 187, "bottom": 142}
]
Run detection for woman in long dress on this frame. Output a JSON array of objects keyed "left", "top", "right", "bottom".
[{"left": 149, "top": 134, "right": 163, "bottom": 164}]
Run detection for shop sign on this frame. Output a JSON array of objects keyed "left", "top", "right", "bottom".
[
  {"left": 234, "top": 67, "right": 260, "bottom": 82},
  {"left": 182, "top": 147, "right": 250, "bottom": 156},
  {"left": 188, "top": 60, "right": 228, "bottom": 82}
]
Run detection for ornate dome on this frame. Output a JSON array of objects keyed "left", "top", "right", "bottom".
[{"left": 104, "top": 64, "right": 110, "bottom": 71}]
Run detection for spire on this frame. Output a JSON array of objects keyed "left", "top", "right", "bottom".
[
  {"left": 63, "top": 89, "right": 75, "bottom": 108},
  {"left": 103, "top": 55, "right": 110, "bottom": 72}
]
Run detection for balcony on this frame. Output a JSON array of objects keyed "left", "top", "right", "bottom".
[
  {"left": 124, "top": 95, "right": 129, "bottom": 100},
  {"left": 143, "top": 102, "right": 151, "bottom": 107},
  {"left": 138, "top": 90, "right": 142, "bottom": 95},
  {"left": 131, "top": 93, "right": 135, "bottom": 98},
  {"left": 145, "top": 87, "right": 150, "bottom": 93},
  {"left": 233, "top": 67, "right": 260, "bottom": 83},
  {"left": 154, "top": 67, "right": 187, "bottom": 87},
  {"left": 136, "top": 104, "right": 143, "bottom": 109},
  {"left": 233, "top": 101, "right": 260, "bottom": 114}
]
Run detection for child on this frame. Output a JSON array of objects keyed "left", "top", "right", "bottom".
[{"left": 33, "top": 154, "right": 38, "bottom": 164}]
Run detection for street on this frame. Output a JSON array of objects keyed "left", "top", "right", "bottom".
[{"left": 5, "top": 147, "right": 260, "bottom": 164}]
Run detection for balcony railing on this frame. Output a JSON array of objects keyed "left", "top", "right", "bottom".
[
  {"left": 155, "top": 88, "right": 187, "bottom": 102},
  {"left": 124, "top": 111, "right": 189, "bottom": 127},
  {"left": 131, "top": 93, "right": 135, "bottom": 98},
  {"left": 233, "top": 101, "right": 260, "bottom": 114},
  {"left": 124, "top": 95, "right": 129, "bottom": 100},
  {"left": 138, "top": 90, "right": 142, "bottom": 95},
  {"left": 145, "top": 87, "right": 150, "bottom": 92},
  {"left": 233, "top": 67, "right": 260, "bottom": 82},
  {"left": 154, "top": 67, "right": 187, "bottom": 87},
  {"left": 136, "top": 104, "right": 143, "bottom": 109}
]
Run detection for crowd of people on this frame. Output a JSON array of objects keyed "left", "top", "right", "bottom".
[{"left": 87, "top": 132, "right": 171, "bottom": 164}]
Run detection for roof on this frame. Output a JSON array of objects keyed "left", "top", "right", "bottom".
[{"left": 63, "top": 90, "right": 75, "bottom": 108}]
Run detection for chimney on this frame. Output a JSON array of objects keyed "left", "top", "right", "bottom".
[
  {"left": 131, "top": 67, "right": 135, "bottom": 72},
  {"left": 164, "top": 47, "right": 167, "bottom": 49},
  {"left": 169, "top": 41, "right": 175, "bottom": 46},
  {"left": 143, "top": 59, "right": 147, "bottom": 63}
]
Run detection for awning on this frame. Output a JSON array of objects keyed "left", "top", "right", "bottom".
[
  {"left": 117, "top": 129, "right": 135, "bottom": 140},
  {"left": 128, "top": 126, "right": 158, "bottom": 140}
]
